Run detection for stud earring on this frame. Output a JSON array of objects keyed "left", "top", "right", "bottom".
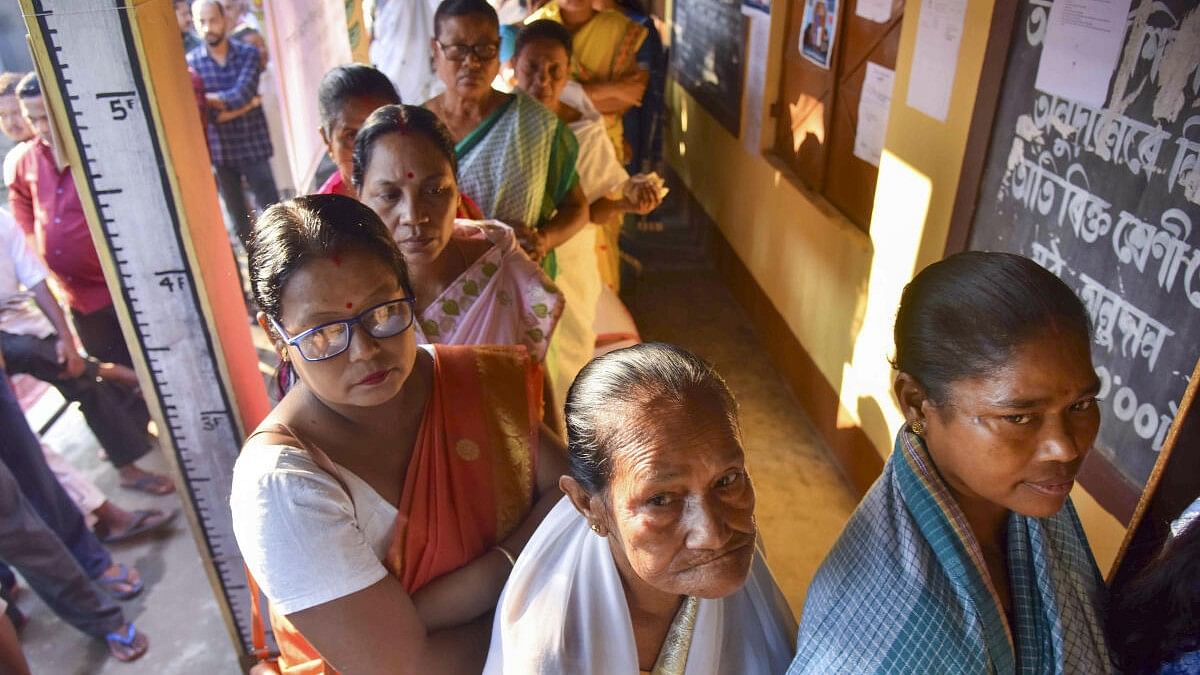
[
  {"left": 590, "top": 522, "right": 603, "bottom": 535},
  {"left": 911, "top": 420, "right": 925, "bottom": 436}
]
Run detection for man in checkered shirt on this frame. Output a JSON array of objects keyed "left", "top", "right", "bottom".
[{"left": 186, "top": 0, "right": 279, "bottom": 246}]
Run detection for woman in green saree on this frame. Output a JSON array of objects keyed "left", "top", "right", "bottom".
[{"left": 424, "top": 0, "right": 588, "bottom": 278}]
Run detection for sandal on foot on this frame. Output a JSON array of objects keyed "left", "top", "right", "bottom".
[
  {"left": 119, "top": 473, "right": 175, "bottom": 496},
  {"left": 96, "top": 508, "right": 178, "bottom": 544},
  {"left": 96, "top": 563, "right": 143, "bottom": 600},
  {"left": 106, "top": 623, "right": 148, "bottom": 662}
]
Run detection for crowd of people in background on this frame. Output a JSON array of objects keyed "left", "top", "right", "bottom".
[{"left": 0, "top": 0, "right": 1196, "bottom": 673}]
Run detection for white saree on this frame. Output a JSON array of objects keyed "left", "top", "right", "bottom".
[
  {"left": 484, "top": 497, "right": 797, "bottom": 674},
  {"left": 546, "top": 82, "right": 630, "bottom": 405}
]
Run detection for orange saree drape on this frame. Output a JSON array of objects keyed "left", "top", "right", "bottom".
[{"left": 252, "top": 344, "right": 541, "bottom": 674}]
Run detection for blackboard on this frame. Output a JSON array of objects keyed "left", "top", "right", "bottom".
[
  {"left": 967, "top": 0, "right": 1200, "bottom": 493},
  {"left": 670, "top": 0, "right": 747, "bottom": 135}
]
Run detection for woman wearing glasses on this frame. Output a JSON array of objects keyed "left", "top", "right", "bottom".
[
  {"left": 424, "top": 0, "right": 589, "bottom": 271},
  {"left": 230, "top": 194, "right": 566, "bottom": 674}
]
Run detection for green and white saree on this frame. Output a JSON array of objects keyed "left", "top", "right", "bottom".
[{"left": 455, "top": 92, "right": 580, "bottom": 280}]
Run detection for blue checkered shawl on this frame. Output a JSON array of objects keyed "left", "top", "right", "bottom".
[{"left": 789, "top": 429, "right": 1114, "bottom": 674}]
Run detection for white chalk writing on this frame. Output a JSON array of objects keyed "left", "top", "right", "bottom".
[
  {"left": 1078, "top": 273, "right": 1174, "bottom": 373},
  {"left": 1009, "top": 145, "right": 1113, "bottom": 242},
  {"left": 1031, "top": 238, "right": 1068, "bottom": 275},
  {"left": 1031, "top": 93, "right": 1172, "bottom": 179},
  {"left": 1025, "top": 0, "right": 1054, "bottom": 47},
  {"left": 1168, "top": 116, "right": 1200, "bottom": 197}
]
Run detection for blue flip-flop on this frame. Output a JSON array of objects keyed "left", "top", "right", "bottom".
[
  {"left": 96, "top": 563, "right": 143, "bottom": 600},
  {"left": 106, "top": 623, "right": 148, "bottom": 662}
]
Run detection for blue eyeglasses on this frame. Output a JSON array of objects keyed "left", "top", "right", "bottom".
[{"left": 270, "top": 298, "right": 416, "bottom": 362}]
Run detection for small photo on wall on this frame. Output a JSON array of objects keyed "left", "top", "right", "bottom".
[{"left": 799, "top": 0, "right": 838, "bottom": 69}]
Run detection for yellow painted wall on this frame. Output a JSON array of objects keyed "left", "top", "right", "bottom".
[{"left": 665, "top": 0, "right": 1126, "bottom": 572}]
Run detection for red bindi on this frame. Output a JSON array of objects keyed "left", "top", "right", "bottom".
[
  {"left": 331, "top": 254, "right": 342, "bottom": 267},
  {"left": 406, "top": 171, "right": 415, "bottom": 179},
  {"left": 345, "top": 302, "right": 353, "bottom": 309}
]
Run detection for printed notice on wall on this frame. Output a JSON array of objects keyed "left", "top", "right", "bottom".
[
  {"left": 905, "top": 0, "right": 967, "bottom": 122},
  {"left": 1033, "top": 0, "right": 1134, "bottom": 108},
  {"left": 854, "top": 62, "right": 896, "bottom": 166},
  {"left": 855, "top": 0, "right": 892, "bottom": 23},
  {"left": 742, "top": 6, "right": 772, "bottom": 153}
]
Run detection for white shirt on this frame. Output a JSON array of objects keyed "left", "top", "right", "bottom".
[
  {"left": 0, "top": 206, "right": 54, "bottom": 338},
  {"left": 369, "top": 0, "right": 443, "bottom": 104},
  {"left": 561, "top": 81, "right": 629, "bottom": 203},
  {"left": 230, "top": 443, "right": 397, "bottom": 614}
]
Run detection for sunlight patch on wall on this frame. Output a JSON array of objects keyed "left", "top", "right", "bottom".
[{"left": 838, "top": 150, "right": 932, "bottom": 442}]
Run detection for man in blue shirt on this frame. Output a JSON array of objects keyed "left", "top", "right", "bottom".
[{"left": 186, "top": 0, "right": 279, "bottom": 246}]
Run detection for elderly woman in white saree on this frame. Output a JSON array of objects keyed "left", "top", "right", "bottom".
[{"left": 485, "top": 343, "right": 796, "bottom": 674}]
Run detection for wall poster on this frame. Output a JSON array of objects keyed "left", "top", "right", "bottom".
[{"left": 799, "top": 0, "right": 839, "bottom": 68}]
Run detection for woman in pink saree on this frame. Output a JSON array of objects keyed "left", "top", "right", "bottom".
[{"left": 353, "top": 104, "right": 563, "bottom": 366}]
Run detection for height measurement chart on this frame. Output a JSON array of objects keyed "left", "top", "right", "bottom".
[{"left": 21, "top": 0, "right": 270, "bottom": 664}]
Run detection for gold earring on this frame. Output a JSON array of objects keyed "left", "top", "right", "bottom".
[
  {"left": 911, "top": 420, "right": 925, "bottom": 436},
  {"left": 590, "top": 522, "right": 602, "bottom": 535}
]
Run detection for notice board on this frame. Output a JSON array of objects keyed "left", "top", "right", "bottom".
[
  {"left": 671, "top": 0, "right": 748, "bottom": 135},
  {"left": 966, "top": 0, "right": 1200, "bottom": 514}
]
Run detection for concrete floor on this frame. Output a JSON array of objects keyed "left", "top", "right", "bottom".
[{"left": 19, "top": 195, "right": 858, "bottom": 672}]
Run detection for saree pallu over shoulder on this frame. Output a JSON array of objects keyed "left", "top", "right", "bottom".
[
  {"left": 485, "top": 498, "right": 796, "bottom": 674},
  {"left": 413, "top": 220, "right": 563, "bottom": 364},
  {"left": 788, "top": 430, "right": 1114, "bottom": 675},
  {"left": 570, "top": 10, "right": 649, "bottom": 86},
  {"left": 260, "top": 344, "right": 541, "bottom": 674},
  {"left": 454, "top": 92, "right": 580, "bottom": 234},
  {"left": 391, "top": 344, "right": 541, "bottom": 590}
]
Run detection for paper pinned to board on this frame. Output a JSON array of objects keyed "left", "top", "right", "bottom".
[
  {"left": 1034, "top": 0, "right": 1134, "bottom": 108},
  {"left": 854, "top": 62, "right": 897, "bottom": 167},
  {"left": 741, "top": 5, "right": 772, "bottom": 154},
  {"left": 905, "top": 0, "right": 967, "bottom": 123},
  {"left": 855, "top": 0, "right": 892, "bottom": 23}
]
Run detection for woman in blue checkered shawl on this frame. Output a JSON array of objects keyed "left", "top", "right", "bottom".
[{"left": 790, "top": 252, "right": 1115, "bottom": 674}]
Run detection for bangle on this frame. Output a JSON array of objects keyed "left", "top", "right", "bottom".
[{"left": 493, "top": 544, "right": 517, "bottom": 567}]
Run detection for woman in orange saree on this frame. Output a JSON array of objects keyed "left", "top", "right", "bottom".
[{"left": 231, "top": 194, "right": 564, "bottom": 674}]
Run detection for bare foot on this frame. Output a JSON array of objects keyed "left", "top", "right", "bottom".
[
  {"left": 93, "top": 502, "right": 177, "bottom": 543},
  {"left": 117, "top": 465, "right": 175, "bottom": 495}
]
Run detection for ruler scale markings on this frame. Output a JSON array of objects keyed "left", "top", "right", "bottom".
[{"left": 29, "top": 0, "right": 254, "bottom": 654}]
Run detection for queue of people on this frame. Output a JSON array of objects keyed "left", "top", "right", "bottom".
[{"left": 1, "top": 0, "right": 1196, "bottom": 672}]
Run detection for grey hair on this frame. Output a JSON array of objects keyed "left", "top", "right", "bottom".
[{"left": 563, "top": 343, "right": 739, "bottom": 494}]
